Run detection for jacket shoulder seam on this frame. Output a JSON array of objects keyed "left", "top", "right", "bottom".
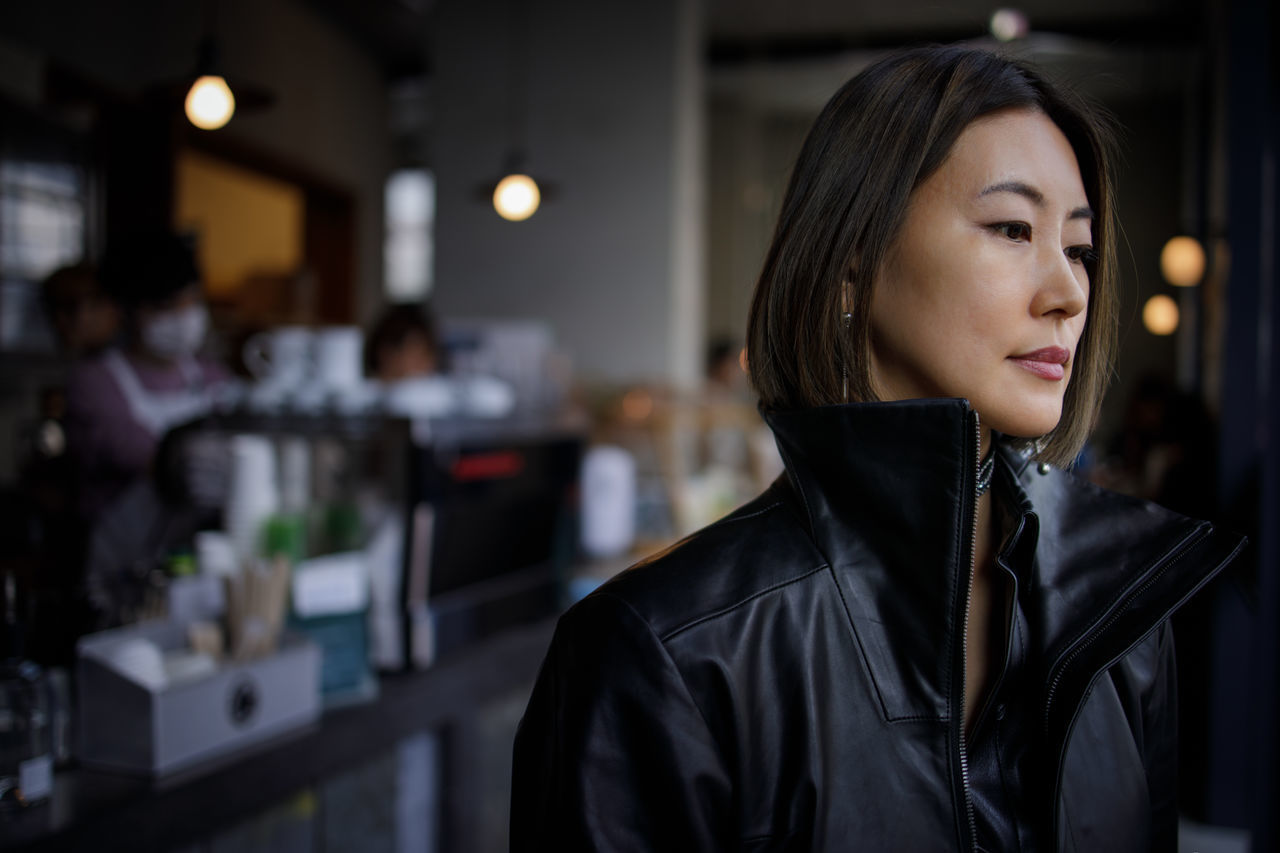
[
  {"left": 589, "top": 589, "right": 724, "bottom": 743},
  {"left": 712, "top": 499, "right": 783, "bottom": 527},
  {"left": 822, "top": 559, "right": 899, "bottom": 721},
  {"left": 658, "top": 564, "right": 829, "bottom": 643}
]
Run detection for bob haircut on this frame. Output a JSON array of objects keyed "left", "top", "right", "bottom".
[{"left": 745, "top": 45, "right": 1119, "bottom": 468}]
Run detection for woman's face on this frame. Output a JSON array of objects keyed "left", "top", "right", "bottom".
[{"left": 869, "top": 108, "right": 1093, "bottom": 440}]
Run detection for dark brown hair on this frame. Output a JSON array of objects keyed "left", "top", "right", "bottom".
[
  {"left": 364, "top": 301, "right": 442, "bottom": 375},
  {"left": 99, "top": 231, "right": 201, "bottom": 310},
  {"left": 745, "top": 45, "right": 1118, "bottom": 467}
]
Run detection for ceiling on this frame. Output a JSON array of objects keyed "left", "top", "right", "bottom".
[
  {"left": 304, "top": 0, "right": 1206, "bottom": 83},
  {"left": 707, "top": 0, "right": 1206, "bottom": 115},
  {"left": 311, "top": 0, "right": 1205, "bottom": 161},
  {"left": 704, "top": 0, "right": 1202, "bottom": 51}
]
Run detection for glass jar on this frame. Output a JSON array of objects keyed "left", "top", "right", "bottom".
[{"left": 0, "top": 657, "right": 52, "bottom": 810}]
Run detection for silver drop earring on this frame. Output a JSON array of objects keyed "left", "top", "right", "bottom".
[
  {"left": 1033, "top": 437, "right": 1050, "bottom": 474},
  {"left": 841, "top": 310, "right": 853, "bottom": 403}
]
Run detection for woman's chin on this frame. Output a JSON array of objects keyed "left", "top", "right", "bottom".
[{"left": 979, "top": 405, "right": 1062, "bottom": 441}]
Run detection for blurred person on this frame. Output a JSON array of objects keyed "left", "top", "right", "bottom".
[
  {"left": 63, "top": 232, "right": 232, "bottom": 624},
  {"left": 704, "top": 337, "right": 746, "bottom": 398},
  {"left": 1094, "top": 373, "right": 1218, "bottom": 520},
  {"left": 512, "top": 45, "right": 1245, "bottom": 851},
  {"left": 39, "top": 262, "right": 120, "bottom": 357},
  {"left": 14, "top": 263, "right": 120, "bottom": 659},
  {"left": 364, "top": 301, "right": 442, "bottom": 382},
  {"left": 65, "top": 231, "right": 229, "bottom": 519}
]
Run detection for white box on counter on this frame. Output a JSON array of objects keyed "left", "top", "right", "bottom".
[{"left": 76, "top": 619, "right": 321, "bottom": 778}]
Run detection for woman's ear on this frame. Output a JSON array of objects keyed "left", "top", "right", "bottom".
[{"left": 841, "top": 279, "right": 854, "bottom": 320}]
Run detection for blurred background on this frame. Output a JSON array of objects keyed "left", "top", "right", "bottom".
[{"left": 0, "top": 0, "right": 1275, "bottom": 850}]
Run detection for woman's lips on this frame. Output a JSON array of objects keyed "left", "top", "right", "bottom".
[{"left": 1009, "top": 346, "right": 1069, "bottom": 381}]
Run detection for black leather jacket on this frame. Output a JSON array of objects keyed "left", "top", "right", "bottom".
[{"left": 512, "top": 400, "right": 1245, "bottom": 851}]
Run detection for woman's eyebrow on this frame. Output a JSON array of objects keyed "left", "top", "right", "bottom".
[{"left": 978, "top": 180, "right": 1094, "bottom": 221}]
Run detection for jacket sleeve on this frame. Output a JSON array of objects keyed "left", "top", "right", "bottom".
[
  {"left": 510, "top": 591, "right": 734, "bottom": 852},
  {"left": 1142, "top": 621, "right": 1179, "bottom": 852}
]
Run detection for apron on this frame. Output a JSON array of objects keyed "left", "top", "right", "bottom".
[{"left": 103, "top": 349, "right": 215, "bottom": 438}]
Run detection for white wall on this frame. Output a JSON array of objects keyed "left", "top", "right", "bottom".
[
  {"left": 3, "top": 0, "right": 390, "bottom": 324},
  {"left": 431, "top": 0, "right": 704, "bottom": 387}
]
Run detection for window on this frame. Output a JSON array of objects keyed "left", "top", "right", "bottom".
[{"left": 384, "top": 168, "right": 434, "bottom": 301}]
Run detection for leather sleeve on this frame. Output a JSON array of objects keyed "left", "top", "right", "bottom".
[
  {"left": 1142, "top": 621, "right": 1179, "bottom": 852},
  {"left": 510, "top": 592, "right": 734, "bottom": 851}
]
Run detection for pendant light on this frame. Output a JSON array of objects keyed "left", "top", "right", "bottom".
[
  {"left": 476, "top": 0, "right": 556, "bottom": 220},
  {"left": 493, "top": 168, "right": 542, "bottom": 222},
  {"left": 184, "top": 37, "right": 236, "bottom": 130},
  {"left": 1159, "top": 235, "right": 1206, "bottom": 287},
  {"left": 147, "top": 0, "right": 274, "bottom": 130},
  {"left": 1143, "top": 294, "right": 1180, "bottom": 336}
]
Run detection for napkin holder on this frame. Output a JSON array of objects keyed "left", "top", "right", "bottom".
[{"left": 76, "top": 618, "right": 321, "bottom": 778}]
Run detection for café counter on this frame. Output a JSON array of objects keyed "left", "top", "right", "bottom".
[{"left": 0, "top": 617, "right": 556, "bottom": 853}]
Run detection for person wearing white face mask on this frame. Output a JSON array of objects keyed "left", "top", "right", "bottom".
[{"left": 65, "top": 231, "right": 229, "bottom": 522}]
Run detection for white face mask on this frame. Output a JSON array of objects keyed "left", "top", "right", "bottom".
[{"left": 141, "top": 303, "right": 209, "bottom": 359}]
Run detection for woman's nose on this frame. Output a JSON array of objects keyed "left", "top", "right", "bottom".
[{"left": 1034, "top": 249, "right": 1089, "bottom": 319}]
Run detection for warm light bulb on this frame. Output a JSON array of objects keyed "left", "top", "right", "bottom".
[
  {"left": 1160, "top": 235, "right": 1206, "bottom": 286},
  {"left": 185, "top": 75, "right": 236, "bottom": 130},
  {"left": 620, "top": 388, "right": 654, "bottom": 422},
  {"left": 493, "top": 174, "right": 541, "bottom": 221},
  {"left": 1143, "top": 294, "right": 1180, "bottom": 336},
  {"left": 990, "top": 9, "right": 1030, "bottom": 41}
]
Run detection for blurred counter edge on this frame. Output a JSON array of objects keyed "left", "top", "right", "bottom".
[{"left": 0, "top": 617, "right": 556, "bottom": 852}]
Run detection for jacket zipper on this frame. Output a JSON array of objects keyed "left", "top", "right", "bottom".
[
  {"left": 1042, "top": 524, "right": 1212, "bottom": 839},
  {"left": 956, "top": 409, "right": 979, "bottom": 853},
  {"left": 1043, "top": 524, "right": 1210, "bottom": 730}
]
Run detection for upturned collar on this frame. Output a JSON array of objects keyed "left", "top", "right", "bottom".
[{"left": 763, "top": 399, "right": 1244, "bottom": 728}]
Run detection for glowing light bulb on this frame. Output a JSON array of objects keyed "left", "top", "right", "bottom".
[
  {"left": 990, "top": 9, "right": 1030, "bottom": 41},
  {"left": 185, "top": 75, "right": 236, "bottom": 130},
  {"left": 493, "top": 174, "right": 541, "bottom": 221},
  {"left": 621, "top": 388, "right": 654, "bottom": 422},
  {"left": 1160, "top": 235, "right": 1206, "bottom": 286},
  {"left": 1143, "top": 294, "right": 1180, "bottom": 336}
]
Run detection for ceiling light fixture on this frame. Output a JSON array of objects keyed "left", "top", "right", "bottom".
[
  {"left": 1143, "top": 294, "right": 1180, "bottom": 336},
  {"left": 148, "top": 0, "right": 273, "bottom": 131},
  {"left": 990, "top": 9, "right": 1030, "bottom": 42},
  {"left": 1160, "top": 235, "right": 1206, "bottom": 286},
  {"left": 185, "top": 69, "right": 236, "bottom": 130},
  {"left": 493, "top": 171, "right": 541, "bottom": 222},
  {"left": 185, "top": 2, "right": 237, "bottom": 132},
  {"left": 476, "top": 0, "right": 555, "bottom": 220}
]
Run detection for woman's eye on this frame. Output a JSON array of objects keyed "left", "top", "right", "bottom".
[
  {"left": 1065, "top": 245, "right": 1098, "bottom": 265},
  {"left": 991, "top": 222, "right": 1031, "bottom": 242}
]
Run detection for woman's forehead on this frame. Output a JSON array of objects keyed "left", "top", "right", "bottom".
[{"left": 923, "top": 109, "right": 1089, "bottom": 210}]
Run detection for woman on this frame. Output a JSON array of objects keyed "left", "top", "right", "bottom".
[
  {"left": 511, "top": 46, "right": 1245, "bottom": 851},
  {"left": 364, "top": 301, "right": 443, "bottom": 382},
  {"left": 40, "top": 262, "right": 120, "bottom": 358},
  {"left": 65, "top": 230, "right": 228, "bottom": 519}
]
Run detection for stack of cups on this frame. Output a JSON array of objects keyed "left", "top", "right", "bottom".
[
  {"left": 224, "top": 435, "right": 280, "bottom": 568},
  {"left": 279, "top": 437, "right": 311, "bottom": 515},
  {"left": 313, "top": 327, "right": 363, "bottom": 393},
  {"left": 580, "top": 445, "right": 637, "bottom": 559}
]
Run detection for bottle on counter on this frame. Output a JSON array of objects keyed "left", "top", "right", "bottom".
[{"left": 0, "top": 572, "right": 53, "bottom": 810}]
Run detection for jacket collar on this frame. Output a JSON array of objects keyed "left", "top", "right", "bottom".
[
  {"left": 765, "top": 399, "right": 980, "bottom": 721},
  {"left": 764, "top": 399, "right": 1244, "bottom": 724},
  {"left": 765, "top": 399, "right": 980, "bottom": 582}
]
